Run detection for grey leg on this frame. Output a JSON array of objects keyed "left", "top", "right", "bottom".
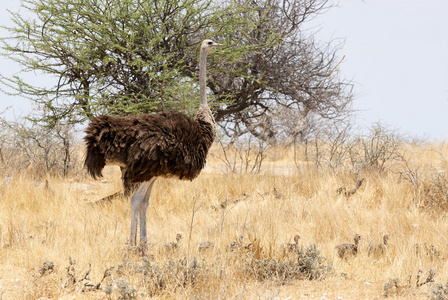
[{"left": 129, "top": 178, "right": 156, "bottom": 246}]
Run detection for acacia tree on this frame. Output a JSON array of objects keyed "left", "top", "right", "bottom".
[
  {"left": 1, "top": 0, "right": 228, "bottom": 124},
  {"left": 1, "top": 0, "right": 352, "bottom": 141},
  {"left": 212, "top": 0, "right": 352, "bottom": 143}
]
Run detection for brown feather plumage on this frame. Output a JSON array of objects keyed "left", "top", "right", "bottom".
[
  {"left": 84, "top": 108, "right": 216, "bottom": 190},
  {"left": 335, "top": 234, "right": 362, "bottom": 259}
]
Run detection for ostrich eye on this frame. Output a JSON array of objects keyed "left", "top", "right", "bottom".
[{"left": 208, "top": 41, "right": 213, "bottom": 45}]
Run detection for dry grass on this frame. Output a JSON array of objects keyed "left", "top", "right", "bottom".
[{"left": 0, "top": 142, "right": 447, "bottom": 299}]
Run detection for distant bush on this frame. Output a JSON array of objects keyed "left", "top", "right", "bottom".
[
  {"left": 421, "top": 169, "right": 448, "bottom": 211},
  {"left": 0, "top": 115, "right": 81, "bottom": 177},
  {"left": 395, "top": 145, "right": 448, "bottom": 211},
  {"left": 295, "top": 121, "right": 403, "bottom": 175},
  {"left": 213, "top": 135, "right": 268, "bottom": 174}
]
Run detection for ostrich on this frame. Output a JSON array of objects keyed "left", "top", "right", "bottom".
[
  {"left": 164, "top": 233, "right": 184, "bottom": 252},
  {"left": 281, "top": 234, "right": 301, "bottom": 253},
  {"left": 198, "top": 241, "right": 215, "bottom": 252},
  {"left": 335, "top": 234, "right": 362, "bottom": 259},
  {"left": 368, "top": 234, "right": 390, "bottom": 257},
  {"left": 84, "top": 39, "right": 221, "bottom": 246},
  {"left": 227, "top": 234, "right": 249, "bottom": 252}
]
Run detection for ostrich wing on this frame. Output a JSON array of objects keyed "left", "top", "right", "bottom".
[{"left": 123, "top": 112, "right": 207, "bottom": 183}]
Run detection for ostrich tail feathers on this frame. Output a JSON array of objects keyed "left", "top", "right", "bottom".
[{"left": 84, "top": 145, "right": 105, "bottom": 179}]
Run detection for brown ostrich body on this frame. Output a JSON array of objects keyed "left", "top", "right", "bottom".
[
  {"left": 281, "top": 234, "right": 301, "bottom": 253},
  {"left": 368, "top": 234, "right": 390, "bottom": 257},
  {"left": 84, "top": 107, "right": 216, "bottom": 191},
  {"left": 335, "top": 234, "right": 362, "bottom": 259},
  {"left": 84, "top": 39, "right": 221, "bottom": 246}
]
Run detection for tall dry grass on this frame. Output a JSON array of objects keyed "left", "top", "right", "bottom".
[{"left": 0, "top": 142, "right": 447, "bottom": 299}]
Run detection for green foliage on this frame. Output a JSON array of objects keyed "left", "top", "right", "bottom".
[
  {"left": 1, "top": 0, "right": 247, "bottom": 122},
  {"left": 1, "top": 0, "right": 351, "bottom": 134}
]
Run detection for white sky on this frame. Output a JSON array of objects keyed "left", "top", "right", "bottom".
[
  {"left": 309, "top": 0, "right": 448, "bottom": 140},
  {"left": 1, "top": 0, "right": 447, "bottom": 140}
]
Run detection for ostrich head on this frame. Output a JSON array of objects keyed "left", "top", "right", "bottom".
[
  {"left": 201, "top": 39, "right": 222, "bottom": 52},
  {"left": 176, "top": 233, "right": 184, "bottom": 243}
]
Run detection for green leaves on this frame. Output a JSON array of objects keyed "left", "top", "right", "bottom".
[
  {"left": 1, "top": 0, "right": 222, "bottom": 122},
  {"left": 1, "top": 0, "right": 351, "bottom": 139}
]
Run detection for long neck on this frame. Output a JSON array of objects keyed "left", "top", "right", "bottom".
[
  {"left": 199, "top": 47, "right": 208, "bottom": 107},
  {"left": 196, "top": 46, "right": 216, "bottom": 142}
]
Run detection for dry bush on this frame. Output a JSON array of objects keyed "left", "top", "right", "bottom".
[
  {"left": 431, "top": 282, "right": 448, "bottom": 300},
  {"left": 243, "top": 244, "right": 330, "bottom": 284},
  {"left": 348, "top": 123, "right": 402, "bottom": 173},
  {"left": 212, "top": 135, "right": 269, "bottom": 174},
  {"left": 397, "top": 148, "right": 448, "bottom": 211},
  {"left": 294, "top": 116, "right": 354, "bottom": 172},
  {"left": 422, "top": 170, "right": 448, "bottom": 210},
  {"left": 0, "top": 116, "right": 82, "bottom": 178},
  {"left": 295, "top": 121, "right": 403, "bottom": 176},
  {"left": 113, "top": 256, "right": 216, "bottom": 297},
  {"left": 383, "top": 268, "right": 436, "bottom": 298}
]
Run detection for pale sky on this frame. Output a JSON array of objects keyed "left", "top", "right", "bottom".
[
  {"left": 309, "top": 0, "right": 448, "bottom": 140},
  {"left": 1, "top": 0, "right": 447, "bottom": 140}
]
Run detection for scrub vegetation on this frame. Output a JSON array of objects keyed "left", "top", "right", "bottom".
[{"left": 0, "top": 134, "right": 447, "bottom": 299}]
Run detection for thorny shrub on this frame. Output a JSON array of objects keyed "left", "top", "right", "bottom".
[
  {"left": 348, "top": 123, "right": 402, "bottom": 173},
  {"left": 422, "top": 169, "right": 448, "bottom": 210},
  {"left": 0, "top": 115, "right": 81, "bottom": 178},
  {"left": 243, "top": 244, "right": 330, "bottom": 284},
  {"left": 383, "top": 268, "right": 436, "bottom": 298},
  {"left": 213, "top": 135, "right": 268, "bottom": 174},
  {"left": 111, "top": 256, "right": 208, "bottom": 297},
  {"left": 297, "top": 122, "right": 403, "bottom": 174},
  {"left": 397, "top": 151, "right": 448, "bottom": 211},
  {"left": 431, "top": 282, "right": 448, "bottom": 300}
]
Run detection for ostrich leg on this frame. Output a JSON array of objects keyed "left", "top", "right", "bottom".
[{"left": 129, "top": 178, "right": 157, "bottom": 246}]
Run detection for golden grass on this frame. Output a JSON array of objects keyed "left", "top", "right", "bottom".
[{"left": 0, "top": 143, "right": 447, "bottom": 299}]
